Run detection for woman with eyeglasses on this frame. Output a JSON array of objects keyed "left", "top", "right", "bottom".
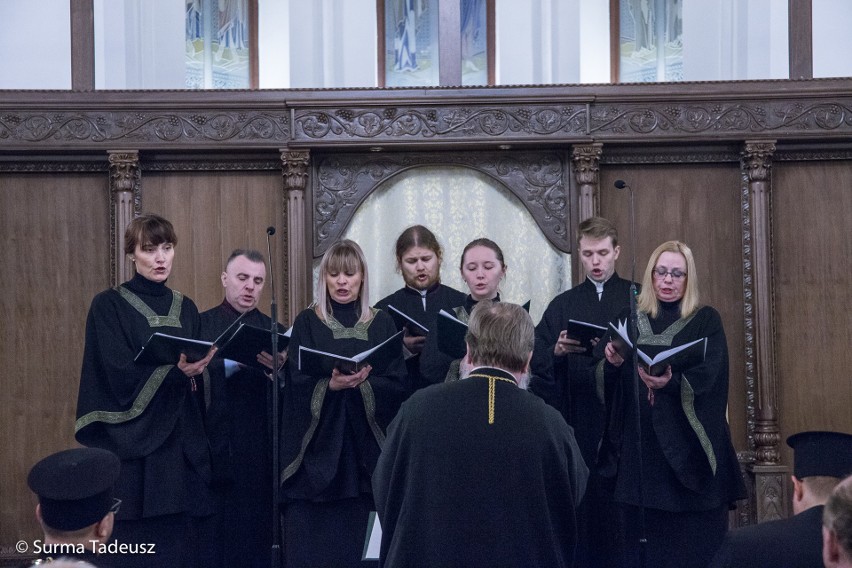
[{"left": 598, "top": 240, "right": 745, "bottom": 568}]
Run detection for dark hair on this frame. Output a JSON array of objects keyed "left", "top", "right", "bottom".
[
  {"left": 577, "top": 216, "right": 618, "bottom": 247},
  {"left": 394, "top": 225, "right": 443, "bottom": 265},
  {"left": 459, "top": 238, "right": 505, "bottom": 271},
  {"left": 124, "top": 214, "right": 177, "bottom": 255},
  {"left": 226, "top": 249, "right": 266, "bottom": 267}
]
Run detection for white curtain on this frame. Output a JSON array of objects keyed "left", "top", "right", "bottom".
[{"left": 313, "top": 166, "right": 572, "bottom": 325}]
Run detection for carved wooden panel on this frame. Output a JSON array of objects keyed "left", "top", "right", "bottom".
[{"left": 311, "top": 151, "right": 570, "bottom": 256}]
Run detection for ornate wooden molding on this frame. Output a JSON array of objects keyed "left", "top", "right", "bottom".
[
  {"left": 0, "top": 109, "right": 290, "bottom": 149},
  {"left": 741, "top": 140, "right": 780, "bottom": 466},
  {"left": 750, "top": 464, "right": 790, "bottom": 522},
  {"left": 282, "top": 149, "right": 309, "bottom": 317},
  {"left": 294, "top": 104, "right": 588, "bottom": 143},
  {"left": 108, "top": 150, "right": 141, "bottom": 286},
  {"left": 572, "top": 143, "right": 602, "bottom": 225},
  {"left": 4, "top": 80, "right": 852, "bottom": 150},
  {"left": 311, "top": 150, "right": 569, "bottom": 257}
]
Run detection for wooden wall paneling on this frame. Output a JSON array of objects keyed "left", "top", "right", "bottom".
[
  {"left": 0, "top": 172, "right": 109, "bottom": 545},
  {"left": 772, "top": 159, "right": 852, "bottom": 468},
  {"left": 599, "top": 163, "right": 748, "bottom": 452},
  {"left": 140, "top": 170, "right": 288, "bottom": 324}
]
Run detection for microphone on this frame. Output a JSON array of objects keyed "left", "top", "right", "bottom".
[
  {"left": 613, "top": 178, "right": 646, "bottom": 567},
  {"left": 264, "top": 225, "right": 282, "bottom": 567}
]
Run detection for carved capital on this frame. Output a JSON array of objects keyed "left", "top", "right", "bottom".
[
  {"left": 281, "top": 149, "right": 310, "bottom": 192},
  {"left": 742, "top": 140, "right": 776, "bottom": 184},
  {"left": 571, "top": 143, "right": 603, "bottom": 186},
  {"left": 107, "top": 151, "right": 141, "bottom": 287},
  {"left": 108, "top": 151, "right": 140, "bottom": 194}
]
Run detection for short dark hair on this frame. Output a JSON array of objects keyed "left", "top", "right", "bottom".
[
  {"left": 465, "top": 301, "right": 534, "bottom": 374},
  {"left": 123, "top": 214, "right": 177, "bottom": 255},
  {"left": 577, "top": 216, "right": 618, "bottom": 247},
  {"left": 226, "top": 249, "right": 266, "bottom": 267},
  {"left": 394, "top": 225, "right": 443, "bottom": 266}
]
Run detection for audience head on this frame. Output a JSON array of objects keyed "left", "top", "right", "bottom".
[
  {"left": 459, "top": 238, "right": 506, "bottom": 301},
  {"left": 394, "top": 225, "right": 444, "bottom": 291},
  {"left": 637, "top": 240, "right": 699, "bottom": 318},
  {"left": 27, "top": 448, "right": 121, "bottom": 545},
  {"left": 823, "top": 475, "right": 852, "bottom": 568},
  {"left": 222, "top": 249, "right": 267, "bottom": 313},
  {"left": 787, "top": 431, "right": 852, "bottom": 515},
  {"left": 577, "top": 217, "right": 620, "bottom": 283},
  {"left": 464, "top": 301, "right": 534, "bottom": 385},
  {"left": 315, "top": 239, "right": 371, "bottom": 322},
  {"left": 124, "top": 214, "right": 178, "bottom": 283}
]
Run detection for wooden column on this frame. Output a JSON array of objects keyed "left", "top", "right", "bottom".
[
  {"left": 281, "top": 149, "right": 310, "bottom": 317},
  {"left": 108, "top": 151, "right": 141, "bottom": 286},
  {"left": 741, "top": 139, "right": 788, "bottom": 522},
  {"left": 571, "top": 143, "right": 602, "bottom": 282}
]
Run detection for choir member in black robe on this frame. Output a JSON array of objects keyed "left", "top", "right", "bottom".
[
  {"left": 709, "top": 431, "right": 852, "bottom": 568},
  {"left": 374, "top": 225, "right": 466, "bottom": 394},
  {"left": 419, "top": 238, "right": 507, "bottom": 385},
  {"left": 200, "top": 249, "right": 283, "bottom": 568},
  {"left": 529, "top": 217, "right": 635, "bottom": 567},
  {"left": 280, "top": 239, "right": 407, "bottom": 568},
  {"left": 74, "top": 214, "right": 217, "bottom": 568},
  {"left": 374, "top": 301, "right": 589, "bottom": 568},
  {"left": 600, "top": 241, "right": 746, "bottom": 568}
]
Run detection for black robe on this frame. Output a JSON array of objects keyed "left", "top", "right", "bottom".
[
  {"left": 199, "top": 300, "right": 275, "bottom": 568},
  {"left": 418, "top": 294, "right": 497, "bottom": 385},
  {"left": 708, "top": 505, "right": 826, "bottom": 568},
  {"left": 75, "top": 273, "right": 213, "bottom": 519},
  {"left": 74, "top": 273, "right": 213, "bottom": 567},
  {"left": 530, "top": 274, "right": 634, "bottom": 467},
  {"left": 599, "top": 302, "right": 746, "bottom": 566},
  {"left": 529, "top": 274, "right": 634, "bottom": 568},
  {"left": 373, "top": 367, "right": 589, "bottom": 568},
  {"left": 375, "top": 282, "right": 466, "bottom": 393},
  {"left": 279, "top": 301, "right": 407, "bottom": 568}
]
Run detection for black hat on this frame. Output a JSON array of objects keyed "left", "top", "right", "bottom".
[
  {"left": 786, "top": 431, "right": 852, "bottom": 479},
  {"left": 27, "top": 447, "right": 120, "bottom": 531}
]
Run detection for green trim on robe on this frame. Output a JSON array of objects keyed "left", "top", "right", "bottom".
[
  {"left": 75, "top": 365, "right": 173, "bottom": 431},
  {"left": 76, "top": 286, "right": 191, "bottom": 431},
  {"left": 281, "top": 378, "right": 331, "bottom": 485},
  {"left": 359, "top": 380, "right": 385, "bottom": 445},
  {"left": 324, "top": 307, "right": 378, "bottom": 340},
  {"left": 680, "top": 375, "right": 717, "bottom": 475},
  {"left": 117, "top": 286, "right": 184, "bottom": 328}
]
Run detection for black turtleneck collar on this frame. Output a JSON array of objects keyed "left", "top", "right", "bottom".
[
  {"left": 464, "top": 293, "right": 500, "bottom": 314},
  {"left": 656, "top": 299, "right": 682, "bottom": 327},
  {"left": 124, "top": 272, "right": 170, "bottom": 296},
  {"left": 329, "top": 298, "right": 360, "bottom": 327}
]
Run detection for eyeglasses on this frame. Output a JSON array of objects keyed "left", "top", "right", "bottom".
[
  {"left": 652, "top": 267, "right": 687, "bottom": 280},
  {"left": 110, "top": 498, "right": 122, "bottom": 514}
]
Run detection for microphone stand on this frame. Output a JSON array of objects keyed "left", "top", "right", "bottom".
[
  {"left": 265, "top": 226, "right": 282, "bottom": 568},
  {"left": 615, "top": 180, "right": 647, "bottom": 568}
]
